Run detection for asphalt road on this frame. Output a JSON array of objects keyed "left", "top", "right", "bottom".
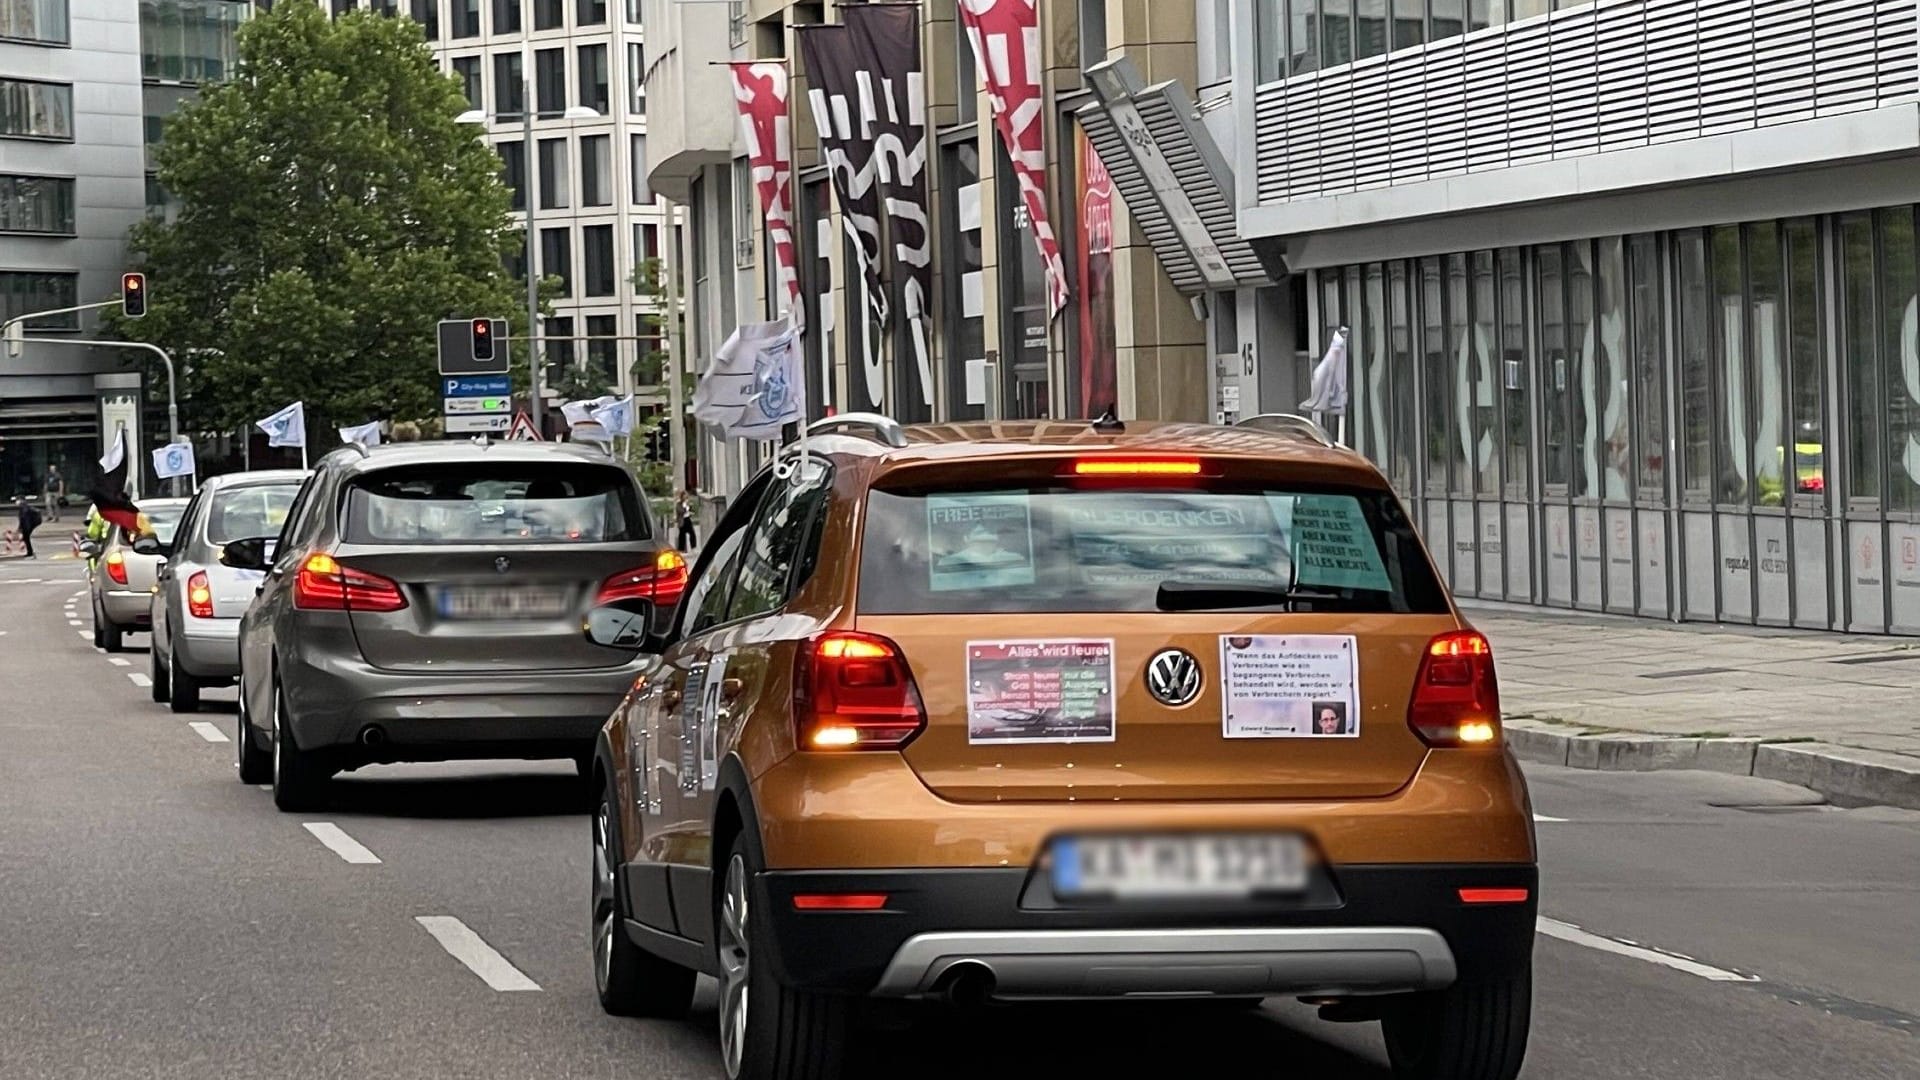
[{"left": 3, "top": 556, "right": 1917, "bottom": 1079}]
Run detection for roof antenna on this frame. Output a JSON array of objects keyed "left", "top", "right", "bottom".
[{"left": 1091, "top": 405, "right": 1125, "bottom": 433}]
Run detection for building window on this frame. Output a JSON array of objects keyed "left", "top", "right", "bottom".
[
  {"left": 731, "top": 158, "right": 755, "bottom": 270},
  {"left": 1710, "top": 225, "right": 1746, "bottom": 505},
  {"left": 1512, "top": 0, "right": 1548, "bottom": 18},
  {"left": 493, "top": 0, "right": 521, "bottom": 34},
  {"left": 371, "top": 1, "right": 399, "bottom": 18},
  {"left": 332, "top": 0, "right": 354, "bottom": 16},
  {"left": 995, "top": 141, "right": 1049, "bottom": 420},
  {"left": 630, "top": 133, "right": 650, "bottom": 203},
  {"left": 453, "top": 56, "right": 483, "bottom": 110},
  {"left": 1357, "top": 263, "right": 1389, "bottom": 466},
  {"left": 1629, "top": 233, "right": 1666, "bottom": 499},
  {"left": 0, "top": 270, "right": 79, "bottom": 330},
  {"left": 1677, "top": 230, "right": 1714, "bottom": 500},
  {"left": 636, "top": 222, "right": 659, "bottom": 264},
  {"left": 2, "top": 0, "right": 69, "bottom": 45},
  {"left": 577, "top": 43, "right": 609, "bottom": 115},
  {"left": 584, "top": 225, "right": 616, "bottom": 296},
  {"left": 1386, "top": 260, "right": 1416, "bottom": 492},
  {"left": 1467, "top": 250, "right": 1500, "bottom": 496},
  {"left": 534, "top": 0, "right": 563, "bottom": 30},
  {"left": 142, "top": 84, "right": 195, "bottom": 165},
  {"left": 626, "top": 0, "right": 642, "bottom": 24},
  {"left": 728, "top": 2, "right": 745, "bottom": 45},
  {"left": 1880, "top": 207, "right": 1919, "bottom": 513},
  {"left": 578, "top": 0, "right": 606, "bottom": 26},
  {"left": 453, "top": 0, "right": 480, "bottom": 38},
  {"left": 1419, "top": 256, "right": 1452, "bottom": 494},
  {"left": 412, "top": 0, "right": 439, "bottom": 39},
  {"left": 0, "top": 175, "right": 75, "bottom": 234},
  {"left": 1289, "top": 1, "right": 1316, "bottom": 77},
  {"left": 1593, "top": 236, "right": 1630, "bottom": 500},
  {"left": 1322, "top": 0, "right": 1352, "bottom": 68},
  {"left": 1432, "top": 0, "right": 1464, "bottom": 40},
  {"left": 544, "top": 315, "right": 576, "bottom": 376},
  {"left": 1498, "top": 247, "right": 1530, "bottom": 497},
  {"left": 1469, "top": 0, "right": 1500, "bottom": 31},
  {"left": 536, "top": 48, "right": 567, "bottom": 114},
  {"left": 580, "top": 134, "right": 611, "bottom": 206},
  {"left": 1356, "top": 0, "right": 1387, "bottom": 60},
  {"left": 541, "top": 227, "right": 573, "bottom": 296},
  {"left": 954, "top": 22, "right": 977, "bottom": 124},
  {"left": 628, "top": 42, "right": 646, "bottom": 114},
  {"left": 498, "top": 139, "right": 526, "bottom": 211},
  {"left": 1746, "top": 222, "right": 1788, "bottom": 506},
  {"left": 1784, "top": 219, "right": 1823, "bottom": 503},
  {"left": 1565, "top": 239, "right": 1596, "bottom": 499},
  {"left": 586, "top": 313, "right": 618, "bottom": 385},
  {"left": 494, "top": 52, "right": 524, "bottom": 116},
  {"left": 1392, "top": 0, "right": 1425, "bottom": 48},
  {"left": 1536, "top": 244, "right": 1568, "bottom": 490},
  {"left": 538, "top": 136, "right": 569, "bottom": 208},
  {"left": 1078, "top": 0, "right": 1106, "bottom": 70},
  {"left": 1, "top": 79, "right": 72, "bottom": 141}
]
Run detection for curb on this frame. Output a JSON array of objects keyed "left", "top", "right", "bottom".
[{"left": 1505, "top": 719, "right": 1920, "bottom": 811}]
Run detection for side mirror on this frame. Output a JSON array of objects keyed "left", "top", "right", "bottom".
[
  {"left": 78, "top": 540, "right": 102, "bottom": 559},
  {"left": 220, "top": 536, "right": 273, "bottom": 572},
  {"left": 585, "top": 600, "right": 660, "bottom": 652},
  {"left": 131, "top": 535, "right": 167, "bottom": 557}
]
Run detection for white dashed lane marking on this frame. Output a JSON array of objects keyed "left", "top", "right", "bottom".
[
  {"left": 127, "top": 673, "right": 151, "bottom": 688},
  {"left": 415, "top": 917, "right": 541, "bottom": 992},
  {"left": 187, "top": 722, "right": 228, "bottom": 743},
  {"left": 1533, "top": 813, "right": 1566, "bottom": 823},
  {"left": 107, "top": 658, "right": 130, "bottom": 667},
  {"left": 1537, "top": 917, "right": 1758, "bottom": 982},
  {"left": 302, "top": 823, "right": 381, "bottom": 865}
]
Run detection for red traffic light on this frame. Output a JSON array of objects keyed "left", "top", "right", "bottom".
[
  {"left": 470, "top": 317, "right": 495, "bottom": 362},
  {"left": 121, "top": 273, "right": 146, "bottom": 318}
]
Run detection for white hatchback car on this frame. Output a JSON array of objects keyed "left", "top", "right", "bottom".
[{"left": 149, "top": 470, "right": 306, "bottom": 712}]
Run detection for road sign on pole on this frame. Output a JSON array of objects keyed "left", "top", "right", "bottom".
[
  {"left": 445, "top": 413, "right": 513, "bottom": 434},
  {"left": 505, "top": 411, "right": 542, "bottom": 441},
  {"left": 437, "top": 318, "right": 510, "bottom": 376}
]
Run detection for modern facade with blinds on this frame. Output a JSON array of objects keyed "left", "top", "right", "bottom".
[{"left": 1232, "top": 0, "right": 1920, "bottom": 635}]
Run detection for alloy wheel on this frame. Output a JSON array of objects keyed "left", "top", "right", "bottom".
[
  {"left": 592, "top": 802, "right": 618, "bottom": 994},
  {"left": 717, "top": 853, "right": 751, "bottom": 1079}
]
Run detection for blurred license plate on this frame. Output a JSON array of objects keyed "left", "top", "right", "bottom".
[
  {"left": 437, "top": 586, "right": 570, "bottom": 620},
  {"left": 1052, "top": 834, "right": 1306, "bottom": 899}
]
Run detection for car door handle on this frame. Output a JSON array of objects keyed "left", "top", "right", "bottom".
[{"left": 720, "top": 678, "right": 745, "bottom": 702}]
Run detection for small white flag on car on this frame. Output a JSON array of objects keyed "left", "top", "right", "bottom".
[
  {"left": 693, "top": 317, "right": 804, "bottom": 441},
  {"left": 1300, "top": 327, "right": 1349, "bottom": 415},
  {"left": 590, "top": 395, "right": 637, "bottom": 437},
  {"left": 151, "top": 441, "right": 196, "bottom": 480},
  {"left": 99, "top": 426, "right": 128, "bottom": 474},
  {"left": 255, "top": 401, "right": 307, "bottom": 449},
  {"left": 339, "top": 420, "right": 382, "bottom": 447}
]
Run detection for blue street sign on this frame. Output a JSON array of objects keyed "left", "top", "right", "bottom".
[{"left": 444, "top": 375, "right": 511, "bottom": 398}]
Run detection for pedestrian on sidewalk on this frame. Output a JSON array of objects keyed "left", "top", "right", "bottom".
[
  {"left": 675, "top": 490, "right": 698, "bottom": 552},
  {"left": 43, "top": 465, "right": 65, "bottom": 523},
  {"left": 15, "top": 496, "right": 42, "bottom": 558}
]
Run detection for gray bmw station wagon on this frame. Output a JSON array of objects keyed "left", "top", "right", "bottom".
[{"left": 227, "top": 440, "right": 687, "bottom": 811}]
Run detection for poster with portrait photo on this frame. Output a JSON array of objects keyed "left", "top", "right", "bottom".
[
  {"left": 927, "top": 492, "right": 1035, "bottom": 592},
  {"left": 1220, "top": 634, "right": 1360, "bottom": 739}
]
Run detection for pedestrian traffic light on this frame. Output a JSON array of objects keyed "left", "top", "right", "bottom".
[
  {"left": 121, "top": 273, "right": 146, "bottom": 318},
  {"left": 470, "top": 317, "right": 494, "bottom": 362}
]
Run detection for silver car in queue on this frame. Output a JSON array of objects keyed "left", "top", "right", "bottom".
[{"left": 85, "top": 498, "right": 191, "bottom": 653}]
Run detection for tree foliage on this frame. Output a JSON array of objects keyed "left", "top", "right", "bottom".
[{"left": 114, "top": 4, "right": 525, "bottom": 436}]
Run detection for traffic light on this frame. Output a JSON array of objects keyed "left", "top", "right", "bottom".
[
  {"left": 645, "top": 424, "right": 668, "bottom": 463},
  {"left": 121, "top": 273, "right": 146, "bottom": 318},
  {"left": 470, "top": 317, "right": 494, "bottom": 362}
]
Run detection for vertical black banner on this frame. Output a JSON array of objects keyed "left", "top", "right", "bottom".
[
  {"left": 797, "top": 24, "right": 888, "bottom": 414},
  {"left": 844, "top": 3, "right": 933, "bottom": 423}
]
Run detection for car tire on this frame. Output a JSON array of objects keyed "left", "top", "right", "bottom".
[
  {"left": 715, "top": 834, "right": 848, "bottom": 1080},
  {"left": 236, "top": 680, "right": 270, "bottom": 785},
  {"left": 102, "top": 618, "right": 123, "bottom": 653},
  {"left": 92, "top": 603, "right": 106, "bottom": 650},
  {"left": 592, "top": 777, "right": 695, "bottom": 1019},
  {"left": 167, "top": 649, "right": 200, "bottom": 713},
  {"left": 269, "top": 678, "right": 327, "bottom": 812},
  {"left": 1381, "top": 972, "right": 1531, "bottom": 1080},
  {"left": 149, "top": 641, "right": 170, "bottom": 703}
]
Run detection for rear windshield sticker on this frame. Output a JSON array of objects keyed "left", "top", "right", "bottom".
[
  {"left": 965, "top": 640, "right": 1116, "bottom": 745},
  {"left": 1068, "top": 498, "right": 1287, "bottom": 588},
  {"left": 927, "top": 493, "right": 1035, "bottom": 592},
  {"left": 1220, "top": 634, "right": 1360, "bottom": 739},
  {"left": 1274, "top": 495, "right": 1393, "bottom": 593}
]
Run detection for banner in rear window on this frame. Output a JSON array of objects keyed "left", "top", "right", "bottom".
[
  {"left": 1279, "top": 495, "right": 1392, "bottom": 592},
  {"left": 1220, "top": 634, "right": 1360, "bottom": 739},
  {"left": 927, "top": 493, "right": 1035, "bottom": 591},
  {"left": 965, "top": 640, "right": 1116, "bottom": 745}
]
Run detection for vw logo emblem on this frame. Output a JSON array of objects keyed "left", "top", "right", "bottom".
[
  {"left": 493, "top": 556, "right": 512, "bottom": 574},
  {"left": 1145, "top": 648, "right": 1202, "bottom": 707}
]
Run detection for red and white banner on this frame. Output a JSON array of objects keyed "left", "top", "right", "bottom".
[
  {"left": 729, "top": 62, "right": 802, "bottom": 322},
  {"left": 959, "top": 0, "right": 1068, "bottom": 317}
]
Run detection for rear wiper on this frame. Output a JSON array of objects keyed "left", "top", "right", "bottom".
[{"left": 1154, "top": 580, "right": 1348, "bottom": 612}]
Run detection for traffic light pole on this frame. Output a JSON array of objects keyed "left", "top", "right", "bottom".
[
  {"left": 523, "top": 95, "right": 545, "bottom": 437},
  {"left": 19, "top": 337, "right": 181, "bottom": 491}
]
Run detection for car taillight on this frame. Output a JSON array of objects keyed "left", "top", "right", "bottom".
[
  {"left": 104, "top": 551, "right": 129, "bottom": 585},
  {"left": 187, "top": 571, "right": 214, "bottom": 619},
  {"left": 595, "top": 550, "right": 689, "bottom": 608},
  {"left": 292, "top": 553, "right": 407, "bottom": 613},
  {"left": 794, "top": 631, "right": 926, "bottom": 750},
  {"left": 1408, "top": 630, "right": 1501, "bottom": 747}
]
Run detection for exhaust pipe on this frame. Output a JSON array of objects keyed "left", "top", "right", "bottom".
[
  {"left": 937, "top": 962, "right": 995, "bottom": 1008},
  {"left": 359, "top": 726, "right": 387, "bottom": 747}
]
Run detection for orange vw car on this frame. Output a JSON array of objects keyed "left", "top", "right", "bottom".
[{"left": 585, "top": 415, "right": 1536, "bottom": 1080}]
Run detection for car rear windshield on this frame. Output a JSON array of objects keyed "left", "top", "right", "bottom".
[
  {"left": 341, "top": 462, "right": 648, "bottom": 545},
  {"left": 207, "top": 484, "right": 298, "bottom": 545},
  {"left": 125, "top": 505, "right": 185, "bottom": 546},
  {"left": 857, "top": 483, "right": 1448, "bottom": 615}
]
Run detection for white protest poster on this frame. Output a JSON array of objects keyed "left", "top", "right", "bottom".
[
  {"left": 926, "top": 492, "right": 1035, "bottom": 592},
  {"left": 1220, "top": 634, "right": 1359, "bottom": 739},
  {"left": 1280, "top": 494, "right": 1392, "bottom": 592},
  {"left": 965, "top": 640, "right": 1116, "bottom": 745}
]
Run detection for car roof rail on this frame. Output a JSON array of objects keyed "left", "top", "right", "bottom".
[
  {"left": 1234, "top": 412, "right": 1334, "bottom": 447},
  {"left": 806, "top": 412, "right": 909, "bottom": 448}
]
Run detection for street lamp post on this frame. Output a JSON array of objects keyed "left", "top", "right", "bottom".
[{"left": 458, "top": 95, "right": 600, "bottom": 437}]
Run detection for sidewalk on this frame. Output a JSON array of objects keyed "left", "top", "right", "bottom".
[{"left": 1465, "top": 601, "right": 1920, "bottom": 807}]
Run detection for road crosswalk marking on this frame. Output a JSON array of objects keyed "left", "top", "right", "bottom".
[{"left": 415, "top": 916, "right": 541, "bottom": 991}]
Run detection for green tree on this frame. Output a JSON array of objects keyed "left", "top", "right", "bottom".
[{"left": 112, "top": 4, "right": 527, "bottom": 437}]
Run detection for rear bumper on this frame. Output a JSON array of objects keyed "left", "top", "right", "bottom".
[
  {"left": 754, "top": 864, "right": 1536, "bottom": 998},
  {"left": 100, "top": 590, "right": 152, "bottom": 628},
  {"left": 176, "top": 619, "right": 240, "bottom": 678},
  {"left": 280, "top": 646, "right": 637, "bottom": 756}
]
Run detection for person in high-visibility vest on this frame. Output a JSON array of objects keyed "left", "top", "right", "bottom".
[{"left": 84, "top": 504, "right": 109, "bottom": 572}]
